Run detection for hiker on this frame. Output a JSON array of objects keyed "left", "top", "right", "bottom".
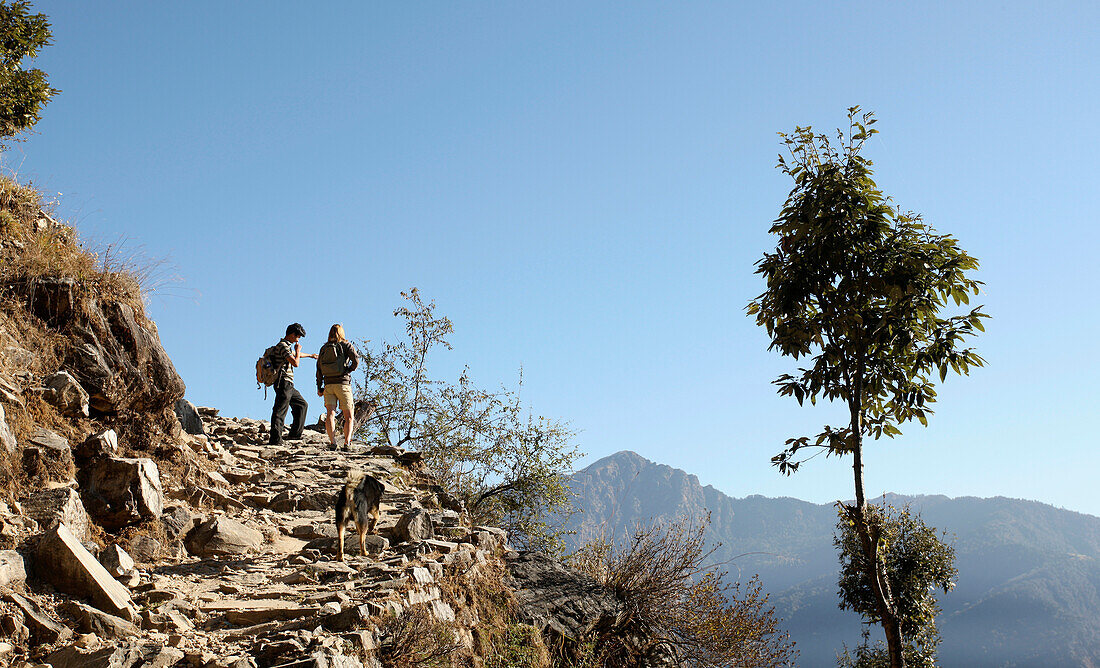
[
  {"left": 316, "top": 323, "right": 360, "bottom": 449},
  {"left": 268, "top": 323, "right": 317, "bottom": 445}
]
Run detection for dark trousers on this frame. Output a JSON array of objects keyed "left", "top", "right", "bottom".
[{"left": 269, "top": 377, "right": 307, "bottom": 444}]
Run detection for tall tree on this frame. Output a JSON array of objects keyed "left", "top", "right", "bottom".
[
  {"left": 0, "top": 1, "right": 57, "bottom": 143},
  {"left": 747, "top": 108, "right": 987, "bottom": 668}
]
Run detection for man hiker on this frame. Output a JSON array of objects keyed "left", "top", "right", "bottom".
[
  {"left": 269, "top": 322, "right": 317, "bottom": 446},
  {"left": 316, "top": 324, "right": 361, "bottom": 449}
]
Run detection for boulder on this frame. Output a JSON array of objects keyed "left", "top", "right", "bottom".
[
  {"left": 43, "top": 370, "right": 90, "bottom": 418},
  {"left": 0, "top": 550, "right": 26, "bottom": 587},
  {"left": 127, "top": 533, "right": 163, "bottom": 563},
  {"left": 45, "top": 641, "right": 163, "bottom": 668},
  {"left": 23, "top": 426, "right": 73, "bottom": 472},
  {"left": 159, "top": 504, "right": 194, "bottom": 540},
  {"left": 506, "top": 551, "right": 623, "bottom": 641},
  {"left": 35, "top": 523, "right": 138, "bottom": 621},
  {"left": 4, "top": 590, "right": 73, "bottom": 644},
  {"left": 173, "top": 398, "right": 205, "bottom": 436},
  {"left": 80, "top": 457, "right": 164, "bottom": 529},
  {"left": 73, "top": 429, "right": 118, "bottom": 460},
  {"left": 61, "top": 600, "right": 140, "bottom": 639},
  {"left": 0, "top": 402, "right": 15, "bottom": 455},
  {"left": 1, "top": 345, "right": 35, "bottom": 370},
  {"left": 393, "top": 509, "right": 435, "bottom": 543},
  {"left": 22, "top": 486, "right": 91, "bottom": 542},
  {"left": 99, "top": 544, "right": 135, "bottom": 578},
  {"left": 184, "top": 516, "right": 262, "bottom": 557}
]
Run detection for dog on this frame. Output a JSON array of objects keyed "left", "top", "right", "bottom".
[{"left": 334, "top": 472, "right": 384, "bottom": 562}]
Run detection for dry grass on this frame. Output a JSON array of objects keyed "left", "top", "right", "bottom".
[{"left": 0, "top": 175, "right": 170, "bottom": 316}]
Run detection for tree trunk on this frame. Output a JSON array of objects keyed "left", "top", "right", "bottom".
[{"left": 850, "top": 406, "right": 906, "bottom": 668}]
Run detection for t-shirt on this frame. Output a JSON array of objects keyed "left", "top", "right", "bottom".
[{"left": 273, "top": 340, "right": 295, "bottom": 382}]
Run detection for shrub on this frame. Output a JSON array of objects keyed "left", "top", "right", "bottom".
[
  {"left": 357, "top": 288, "right": 581, "bottom": 553},
  {"left": 570, "top": 516, "right": 796, "bottom": 667},
  {"left": 374, "top": 603, "right": 463, "bottom": 668}
]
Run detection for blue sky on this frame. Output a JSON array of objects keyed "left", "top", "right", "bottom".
[{"left": 10, "top": 2, "right": 1100, "bottom": 515}]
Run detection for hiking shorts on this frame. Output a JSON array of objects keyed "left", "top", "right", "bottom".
[{"left": 323, "top": 383, "right": 354, "bottom": 412}]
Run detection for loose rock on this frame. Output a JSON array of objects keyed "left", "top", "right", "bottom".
[
  {"left": 0, "top": 550, "right": 27, "bottom": 587},
  {"left": 22, "top": 486, "right": 91, "bottom": 542},
  {"left": 42, "top": 370, "right": 90, "bottom": 418},
  {"left": 393, "top": 509, "right": 434, "bottom": 543},
  {"left": 98, "top": 544, "right": 135, "bottom": 578},
  {"left": 35, "top": 523, "right": 138, "bottom": 621},
  {"left": 80, "top": 457, "right": 164, "bottom": 529},
  {"left": 184, "top": 516, "right": 262, "bottom": 556},
  {"left": 0, "top": 402, "right": 15, "bottom": 454}
]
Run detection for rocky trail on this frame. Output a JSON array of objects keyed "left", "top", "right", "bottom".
[{"left": 0, "top": 407, "right": 511, "bottom": 668}]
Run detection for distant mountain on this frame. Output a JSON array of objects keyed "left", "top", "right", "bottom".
[{"left": 563, "top": 451, "right": 1100, "bottom": 667}]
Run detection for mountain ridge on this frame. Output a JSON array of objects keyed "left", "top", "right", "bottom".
[{"left": 565, "top": 450, "right": 1100, "bottom": 667}]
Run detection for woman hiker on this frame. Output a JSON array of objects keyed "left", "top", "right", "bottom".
[{"left": 316, "top": 323, "right": 360, "bottom": 449}]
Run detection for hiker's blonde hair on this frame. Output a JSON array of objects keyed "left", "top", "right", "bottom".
[{"left": 328, "top": 324, "right": 346, "bottom": 343}]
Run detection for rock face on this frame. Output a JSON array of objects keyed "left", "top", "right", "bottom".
[
  {"left": 35, "top": 523, "right": 137, "bottom": 621},
  {"left": 22, "top": 486, "right": 90, "bottom": 542},
  {"left": 393, "top": 509, "right": 435, "bottom": 543},
  {"left": 184, "top": 516, "right": 263, "bottom": 556},
  {"left": 506, "top": 551, "right": 623, "bottom": 641},
  {"left": 173, "top": 397, "right": 205, "bottom": 435},
  {"left": 79, "top": 457, "right": 164, "bottom": 529},
  {"left": 25, "top": 277, "right": 185, "bottom": 415},
  {"left": 42, "top": 370, "right": 89, "bottom": 418}
]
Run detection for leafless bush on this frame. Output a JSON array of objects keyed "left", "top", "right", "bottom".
[
  {"left": 374, "top": 604, "right": 463, "bottom": 668},
  {"left": 570, "top": 516, "right": 797, "bottom": 668}
]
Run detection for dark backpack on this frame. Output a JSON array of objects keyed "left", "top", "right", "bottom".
[{"left": 318, "top": 341, "right": 349, "bottom": 378}]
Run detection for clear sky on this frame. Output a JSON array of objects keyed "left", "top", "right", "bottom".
[{"left": 10, "top": 2, "right": 1100, "bottom": 515}]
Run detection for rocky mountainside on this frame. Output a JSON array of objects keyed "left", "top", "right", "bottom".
[
  {"left": 0, "top": 181, "right": 679, "bottom": 668},
  {"left": 0, "top": 408, "right": 518, "bottom": 666},
  {"left": 564, "top": 451, "right": 1100, "bottom": 667}
]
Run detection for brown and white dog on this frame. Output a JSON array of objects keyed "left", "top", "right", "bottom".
[{"left": 334, "top": 472, "right": 384, "bottom": 562}]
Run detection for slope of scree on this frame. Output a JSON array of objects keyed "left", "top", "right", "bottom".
[{"left": 1, "top": 409, "right": 514, "bottom": 667}]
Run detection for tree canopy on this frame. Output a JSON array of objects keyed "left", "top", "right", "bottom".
[{"left": 0, "top": 1, "right": 56, "bottom": 143}]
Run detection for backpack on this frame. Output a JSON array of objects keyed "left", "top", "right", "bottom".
[
  {"left": 256, "top": 344, "right": 283, "bottom": 389},
  {"left": 318, "top": 341, "right": 349, "bottom": 378}
]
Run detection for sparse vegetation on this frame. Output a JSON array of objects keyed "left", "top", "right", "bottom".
[
  {"left": 374, "top": 603, "right": 464, "bottom": 668},
  {"left": 356, "top": 288, "right": 582, "bottom": 553},
  {"left": 569, "top": 516, "right": 797, "bottom": 667}
]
